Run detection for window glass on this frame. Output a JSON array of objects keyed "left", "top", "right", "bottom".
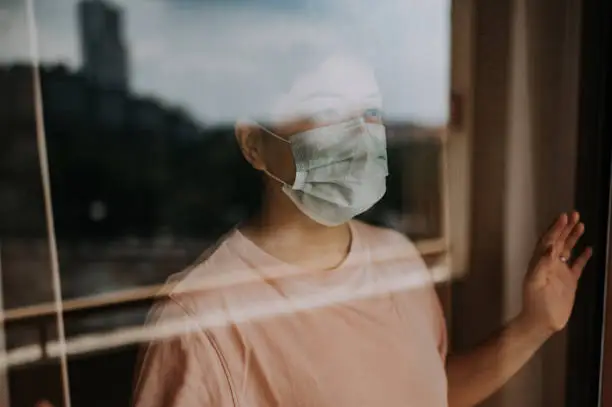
[{"left": 0, "top": 1, "right": 451, "bottom": 406}]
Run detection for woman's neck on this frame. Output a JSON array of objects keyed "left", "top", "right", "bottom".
[{"left": 240, "top": 190, "right": 352, "bottom": 270}]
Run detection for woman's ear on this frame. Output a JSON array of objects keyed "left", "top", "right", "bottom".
[{"left": 235, "top": 121, "right": 266, "bottom": 171}]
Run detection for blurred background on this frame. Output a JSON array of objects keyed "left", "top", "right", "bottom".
[{"left": 0, "top": 0, "right": 594, "bottom": 406}]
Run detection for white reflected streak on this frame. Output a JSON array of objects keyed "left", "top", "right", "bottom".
[
  {"left": 1, "top": 265, "right": 449, "bottom": 370},
  {"left": 1, "top": 240, "right": 447, "bottom": 324},
  {"left": 25, "top": 0, "right": 71, "bottom": 406},
  {"left": 3, "top": 345, "right": 43, "bottom": 368}
]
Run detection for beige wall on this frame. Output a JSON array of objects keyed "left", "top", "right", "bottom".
[
  {"left": 452, "top": 0, "right": 581, "bottom": 406},
  {"left": 502, "top": 2, "right": 543, "bottom": 405},
  {"left": 502, "top": 1, "right": 581, "bottom": 406}
]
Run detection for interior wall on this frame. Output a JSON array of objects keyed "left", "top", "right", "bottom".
[
  {"left": 450, "top": 0, "right": 510, "bottom": 345},
  {"left": 451, "top": 0, "right": 581, "bottom": 406},
  {"left": 502, "top": 1, "right": 581, "bottom": 407},
  {"left": 450, "top": 1, "right": 512, "bottom": 406},
  {"left": 501, "top": 1, "right": 542, "bottom": 405}
]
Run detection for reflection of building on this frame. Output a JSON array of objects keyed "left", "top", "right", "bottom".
[
  {"left": 0, "top": 63, "right": 205, "bottom": 240},
  {"left": 78, "top": 0, "right": 129, "bottom": 90},
  {"left": 0, "top": 64, "right": 202, "bottom": 136},
  {"left": 0, "top": 63, "right": 214, "bottom": 351},
  {"left": 1, "top": 62, "right": 444, "bottom": 243},
  {"left": 0, "top": 57, "right": 443, "bottom": 316}
]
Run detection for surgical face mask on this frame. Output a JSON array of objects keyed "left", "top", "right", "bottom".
[{"left": 261, "top": 117, "right": 388, "bottom": 226}]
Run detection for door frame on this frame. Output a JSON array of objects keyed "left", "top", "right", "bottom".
[
  {"left": 564, "top": 0, "right": 612, "bottom": 405},
  {"left": 0, "top": 243, "right": 10, "bottom": 407}
]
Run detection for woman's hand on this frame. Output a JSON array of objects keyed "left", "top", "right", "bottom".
[{"left": 520, "top": 212, "right": 592, "bottom": 336}]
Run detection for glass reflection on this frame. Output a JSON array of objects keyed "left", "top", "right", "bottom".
[{"left": 1, "top": 0, "right": 450, "bottom": 406}]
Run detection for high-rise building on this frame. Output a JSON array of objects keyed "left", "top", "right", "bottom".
[{"left": 78, "top": 0, "right": 129, "bottom": 90}]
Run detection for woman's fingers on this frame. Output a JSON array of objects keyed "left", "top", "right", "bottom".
[
  {"left": 571, "top": 247, "right": 593, "bottom": 279},
  {"left": 539, "top": 213, "right": 568, "bottom": 249}
]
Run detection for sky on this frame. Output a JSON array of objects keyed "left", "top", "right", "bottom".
[{"left": 0, "top": 0, "right": 450, "bottom": 126}]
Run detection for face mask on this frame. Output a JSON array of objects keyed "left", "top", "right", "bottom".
[{"left": 261, "top": 117, "right": 388, "bottom": 226}]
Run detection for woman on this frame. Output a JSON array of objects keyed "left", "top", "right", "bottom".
[{"left": 133, "top": 55, "right": 591, "bottom": 407}]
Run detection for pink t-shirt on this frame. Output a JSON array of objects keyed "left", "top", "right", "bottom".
[{"left": 133, "top": 221, "right": 448, "bottom": 407}]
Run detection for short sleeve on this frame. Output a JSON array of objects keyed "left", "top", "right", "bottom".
[{"left": 132, "top": 299, "right": 236, "bottom": 407}]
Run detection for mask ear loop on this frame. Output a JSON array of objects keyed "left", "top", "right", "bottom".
[
  {"left": 255, "top": 124, "right": 294, "bottom": 188},
  {"left": 255, "top": 123, "right": 290, "bottom": 144},
  {"left": 263, "top": 168, "right": 292, "bottom": 187}
]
